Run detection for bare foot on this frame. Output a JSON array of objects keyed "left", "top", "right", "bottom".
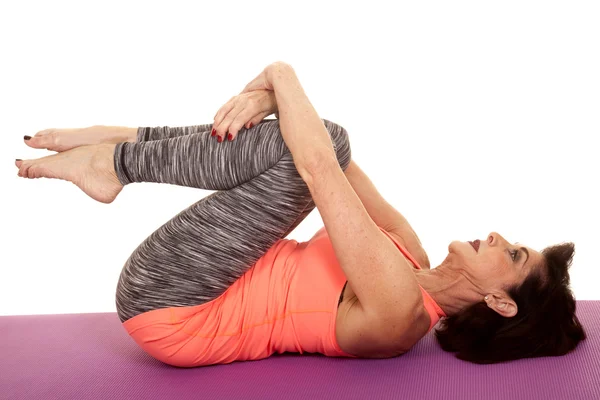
[
  {"left": 15, "top": 144, "right": 124, "bottom": 204},
  {"left": 24, "top": 125, "right": 137, "bottom": 152}
]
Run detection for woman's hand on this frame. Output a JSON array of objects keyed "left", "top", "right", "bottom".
[
  {"left": 237, "top": 61, "right": 289, "bottom": 93},
  {"left": 239, "top": 64, "right": 276, "bottom": 93},
  {"left": 212, "top": 62, "right": 289, "bottom": 141},
  {"left": 212, "top": 90, "right": 278, "bottom": 141}
]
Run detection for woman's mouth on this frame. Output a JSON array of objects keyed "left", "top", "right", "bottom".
[{"left": 469, "top": 240, "right": 480, "bottom": 252}]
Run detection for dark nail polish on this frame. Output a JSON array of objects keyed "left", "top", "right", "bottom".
[
  {"left": 249, "top": 123, "right": 254, "bottom": 129},
  {"left": 24, "top": 135, "right": 31, "bottom": 140},
  {"left": 16, "top": 159, "right": 22, "bottom": 161},
  {"left": 211, "top": 129, "right": 216, "bottom": 136},
  {"left": 217, "top": 136, "right": 223, "bottom": 143},
  {"left": 228, "top": 134, "right": 233, "bottom": 141}
]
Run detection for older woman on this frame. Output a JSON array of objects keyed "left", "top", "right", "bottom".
[{"left": 15, "top": 62, "right": 585, "bottom": 366}]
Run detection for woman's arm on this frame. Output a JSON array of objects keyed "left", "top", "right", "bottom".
[
  {"left": 269, "top": 63, "right": 338, "bottom": 176},
  {"left": 272, "top": 64, "right": 423, "bottom": 344},
  {"left": 343, "top": 159, "right": 431, "bottom": 270}
]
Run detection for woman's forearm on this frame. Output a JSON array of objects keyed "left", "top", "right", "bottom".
[{"left": 270, "top": 64, "right": 338, "bottom": 180}]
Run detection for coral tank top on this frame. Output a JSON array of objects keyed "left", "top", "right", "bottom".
[{"left": 122, "top": 225, "right": 447, "bottom": 367}]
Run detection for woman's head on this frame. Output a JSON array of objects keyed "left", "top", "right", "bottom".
[
  {"left": 446, "top": 232, "right": 545, "bottom": 317},
  {"left": 434, "top": 236, "right": 586, "bottom": 364}
]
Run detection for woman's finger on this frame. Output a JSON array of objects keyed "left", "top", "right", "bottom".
[
  {"left": 214, "top": 104, "right": 245, "bottom": 141},
  {"left": 222, "top": 109, "right": 271, "bottom": 141},
  {"left": 226, "top": 108, "right": 260, "bottom": 139},
  {"left": 213, "top": 96, "right": 236, "bottom": 128},
  {"left": 244, "top": 111, "right": 270, "bottom": 130},
  {"left": 212, "top": 89, "right": 275, "bottom": 141},
  {"left": 225, "top": 111, "right": 271, "bottom": 141}
]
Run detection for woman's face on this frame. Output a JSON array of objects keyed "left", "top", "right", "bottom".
[{"left": 447, "top": 232, "right": 544, "bottom": 289}]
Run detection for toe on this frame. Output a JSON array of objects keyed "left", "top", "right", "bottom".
[
  {"left": 24, "top": 135, "right": 40, "bottom": 148},
  {"left": 23, "top": 160, "right": 45, "bottom": 179},
  {"left": 19, "top": 153, "right": 62, "bottom": 179},
  {"left": 29, "top": 128, "right": 61, "bottom": 148},
  {"left": 34, "top": 128, "right": 56, "bottom": 139},
  {"left": 19, "top": 160, "right": 33, "bottom": 178},
  {"left": 26, "top": 131, "right": 54, "bottom": 149},
  {"left": 16, "top": 158, "right": 44, "bottom": 178},
  {"left": 15, "top": 160, "right": 31, "bottom": 178},
  {"left": 25, "top": 163, "right": 38, "bottom": 179},
  {"left": 16, "top": 160, "right": 28, "bottom": 177}
]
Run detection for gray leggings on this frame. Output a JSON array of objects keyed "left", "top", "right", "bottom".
[{"left": 114, "top": 118, "right": 351, "bottom": 324}]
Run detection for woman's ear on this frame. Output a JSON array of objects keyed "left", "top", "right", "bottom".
[{"left": 488, "top": 295, "right": 518, "bottom": 318}]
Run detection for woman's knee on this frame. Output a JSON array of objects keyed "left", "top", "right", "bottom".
[
  {"left": 322, "top": 119, "right": 352, "bottom": 171},
  {"left": 264, "top": 118, "right": 351, "bottom": 172}
]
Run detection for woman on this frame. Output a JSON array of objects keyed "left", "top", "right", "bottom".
[{"left": 15, "top": 62, "right": 586, "bottom": 366}]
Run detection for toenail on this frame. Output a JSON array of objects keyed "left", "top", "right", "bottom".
[{"left": 24, "top": 135, "right": 31, "bottom": 140}]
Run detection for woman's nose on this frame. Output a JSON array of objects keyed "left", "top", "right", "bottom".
[{"left": 488, "top": 232, "right": 508, "bottom": 246}]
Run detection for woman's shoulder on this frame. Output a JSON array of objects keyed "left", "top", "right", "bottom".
[
  {"left": 337, "top": 299, "right": 431, "bottom": 358},
  {"left": 385, "top": 229, "right": 431, "bottom": 271},
  {"left": 397, "top": 302, "right": 432, "bottom": 353}
]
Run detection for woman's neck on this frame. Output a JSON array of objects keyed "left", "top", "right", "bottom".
[{"left": 412, "top": 264, "right": 484, "bottom": 316}]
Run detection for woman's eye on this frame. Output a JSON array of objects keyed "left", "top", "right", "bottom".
[{"left": 510, "top": 250, "right": 518, "bottom": 261}]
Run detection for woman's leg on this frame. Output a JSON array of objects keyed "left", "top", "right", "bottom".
[
  {"left": 131, "top": 119, "right": 275, "bottom": 142},
  {"left": 114, "top": 119, "right": 351, "bottom": 323},
  {"left": 133, "top": 122, "right": 216, "bottom": 142}
]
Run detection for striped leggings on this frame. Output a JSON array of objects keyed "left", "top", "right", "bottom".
[{"left": 114, "top": 118, "right": 352, "bottom": 324}]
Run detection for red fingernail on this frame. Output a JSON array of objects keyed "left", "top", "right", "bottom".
[
  {"left": 211, "top": 129, "right": 216, "bottom": 136},
  {"left": 218, "top": 135, "right": 223, "bottom": 143},
  {"left": 249, "top": 123, "right": 254, "bottom": 129},
  {"left": 228, "top": 133, "right": 233, "bottom": 141}
]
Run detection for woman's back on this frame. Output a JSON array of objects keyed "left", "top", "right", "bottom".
[{"left": 122, "top": 225, "right": 445, "bottom": 366}]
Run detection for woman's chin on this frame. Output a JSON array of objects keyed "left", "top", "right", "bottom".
[{"left": 448, "top": 240, "right": 463, "bottom": 252}]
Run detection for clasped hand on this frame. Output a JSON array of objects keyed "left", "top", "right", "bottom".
[{"left": 212, "top": 62, "right": 284, "bottom": 141}]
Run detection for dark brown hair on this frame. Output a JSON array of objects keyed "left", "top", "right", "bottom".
[{"left": 434, "top": 242, "right": 586, "bottom": 364}]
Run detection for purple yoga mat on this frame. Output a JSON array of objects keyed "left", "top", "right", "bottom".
[{"left": 1, "top": 300, "right": 598, "bottom": 400}]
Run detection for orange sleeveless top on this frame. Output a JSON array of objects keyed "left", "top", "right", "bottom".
[{"left": 122, "top": 225, "right": 446, "bottom": 367}]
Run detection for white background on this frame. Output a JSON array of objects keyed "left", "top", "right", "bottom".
[{"left": 1, "top": 0, "right": 598, "bottom": 317}]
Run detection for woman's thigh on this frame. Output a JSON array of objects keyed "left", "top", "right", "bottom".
[{"left": 115, "top": 122, "right": 351, "bottom": 324}]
